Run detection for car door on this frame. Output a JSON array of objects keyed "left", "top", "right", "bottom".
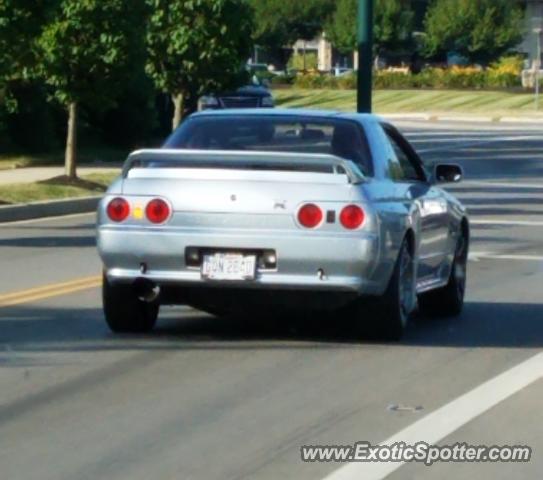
[{"left": 381, "top": 124, "right": 450, "bottom": 282}]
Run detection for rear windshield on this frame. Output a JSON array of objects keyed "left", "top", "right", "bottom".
[{"left": 164, "top": 115, "right": 373, "bottom": 176}]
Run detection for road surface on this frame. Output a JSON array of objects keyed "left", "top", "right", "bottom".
[{"left": 1, "top": 121, "right": 543, "bottom": 480}]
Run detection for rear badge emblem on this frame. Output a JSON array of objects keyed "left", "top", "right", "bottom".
[
  {"left": 230, "top": 194, "right": 237, "bottom": 202},
  {"left": 274, "top": 200, "right": 287, "bottom": 210}
]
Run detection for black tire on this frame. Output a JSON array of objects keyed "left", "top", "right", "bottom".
[
  {"left": 418, "top": 233, "right": 468, "bottom": 317},
  {"left": 102, "top": 273, "right": 159, "bottom": 333},
  {"left": 350, "top": 238, "right": 415, "bottom": 341}
]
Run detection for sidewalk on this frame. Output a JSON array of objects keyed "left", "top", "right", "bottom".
[
  {"left": 0, "top": 166, "right": 121, "bottom": 186},
  {"left": 381, "top": 113, "right": 543, "bottom": 123}
]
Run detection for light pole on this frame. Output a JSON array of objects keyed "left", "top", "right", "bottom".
[
  {"left": 357, "top": 0, "right": 374, "bottom": 113},
  {"left": 534, "top": 28, "right": 542, "bottom": 111}
]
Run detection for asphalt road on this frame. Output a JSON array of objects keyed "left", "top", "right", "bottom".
[{"left": 2, "top": 120, "right": 543, "bottom": 480}]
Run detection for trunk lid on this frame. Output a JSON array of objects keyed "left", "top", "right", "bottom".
[{"left": 121, "top": 149, "right": 365, "bottom": 215}]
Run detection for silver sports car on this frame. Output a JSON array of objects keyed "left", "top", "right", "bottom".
[{"left": 97, "top": 109, "right": 469, "bottom": 340}]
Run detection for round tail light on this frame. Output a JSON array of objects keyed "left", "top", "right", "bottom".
[
  {"left": 340, "top": 205, "right": 365, "bottom": 229},
  {"left": 106, "top": 197, "right": 130, "bottom": 222},
  {"left": 298, "top": 204, "right": 323, "bottom": 228},
  {"left": 146, "top": 198, "right": 171, "bottom": 224}
]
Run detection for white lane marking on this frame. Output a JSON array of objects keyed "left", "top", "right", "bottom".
[
  {"left": 417, "top": 135, "right": 543, "bottom": 154},
  {"left": 323, "top": 352, "right": 543, "bottom": 480},
  {"left": 0, "top": 211, "right": 95, "bottom": 227},
  {"left": 470, "top": 219, "right": 543, "bottom": 226},
  {"left": 465, "top": 181, "right": 543, "bottom": 190},
  {"left": 468, "top": 250, "right": 493, "bottom": 262},
  {"left": 469, "top": 251, "right": 543, "bottom": 262}
]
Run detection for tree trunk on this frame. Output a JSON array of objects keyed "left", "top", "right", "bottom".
[
  {"left": 172, "top": 93, "right": 184, "bottom": 131},
  {"left": 65, "top": 101, "right": 77, "bottom": 179}
]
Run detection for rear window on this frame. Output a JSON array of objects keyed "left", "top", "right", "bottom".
[{"left": 164, "top": 115, "right": 373, "bottom": 176}]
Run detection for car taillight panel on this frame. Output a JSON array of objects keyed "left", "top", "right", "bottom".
[
  {"left": 145, "top": 198, "right": 171, "bottom": 224},
  {"left": 106, "top": 197, "right": 130, "bottom": 222},
  {"left": 298, "top": 203, "right": 323, "bottom": 228},
  {"left": 340, "top": 205, "right": 365, "bottom": 229}
]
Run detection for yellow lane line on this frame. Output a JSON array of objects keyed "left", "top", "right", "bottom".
[{"left": 0, "top": 275, "right": 102, "bottom": 307}]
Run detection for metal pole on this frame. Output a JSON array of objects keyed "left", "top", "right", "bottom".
[
  {"left": 534, "top": 28, "right": 542, "bottom": 111},
  {"left": 537, "top": 33, "right": 541, "bottom": 111},
  {"left": 357, "top": 0, "right": 374, "bottom": 113}
]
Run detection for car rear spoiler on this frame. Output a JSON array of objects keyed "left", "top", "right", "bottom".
[{"left": 122, "top": 149, "right": 366, "bottom": 184}]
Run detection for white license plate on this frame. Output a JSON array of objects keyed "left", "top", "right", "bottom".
[{"left": 201, "top": 253, "right": 257, "bottom": 280}]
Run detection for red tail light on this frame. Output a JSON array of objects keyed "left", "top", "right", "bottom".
[
  {"left": 340, "top": 205, "right": 365, "bottom": 229},
  {"left": 298, "top": 203, "right": 323, "bottom": 228},
  {"left": 107, "top": 197, "right": 130, "bottom": 222},
  {"left": 146, "top": 198, "right": 171, "bottom": 224}
]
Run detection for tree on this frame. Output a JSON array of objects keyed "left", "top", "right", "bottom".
[
  {"left": 248, "top": 0, "right": 335, "bottom": 66},
  {"left": 0, "top": 0, "right": 52, "bottom": 111},
  {"left": 326, "top": 0, "right": 415, "bottom": 56},
  {"left": 146, "top": 0, "right": 253, "bottom": 130},
  {"left": 424, "top": 0, "right": 523, "bottom": 64},
  {"left": 38, "top": 0, "right": 140, "bottom": 178}
]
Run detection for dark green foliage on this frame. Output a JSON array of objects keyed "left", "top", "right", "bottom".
[
  {"left": 4, "top": 82, "right": 60, "bottom": 152},
  {"left": 326, "top": 0, "right": 415, "bottom": 55},
  {"left": 249, "top": 0, "right": 335, "bottom": 49},
  {"left": 38, "top": 0, "right": 143, "bottom": 108},
  {"left": 100, "top": 72, "right": 158, "bottom": 148},
  {"left": 424, "top": 0, "right": 523, "bottom": 64},
  {"left": 0, "top": 0, "right": 54, "bottom": 111},
  {"left": 146, "top": 0, "right": 254, "bottom": 118}
]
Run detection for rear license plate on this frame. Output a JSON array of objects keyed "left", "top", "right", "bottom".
[{"left": 201, "top": 253, "right": 257, "bottom": 280}]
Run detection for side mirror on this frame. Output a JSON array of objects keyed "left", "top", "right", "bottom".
[{"left": 434, "top": 163, "right": 463, "bottom": 184}]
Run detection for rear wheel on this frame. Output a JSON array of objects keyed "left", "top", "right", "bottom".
[
  {"left": 418, "top": 233, "right": 468, "bottom": 317},
  {"left": 102, "top": 273, "right": 159, "bottom": 333},
  {"left": 350, "top": 238, "right": 416, "bottom": 341}
]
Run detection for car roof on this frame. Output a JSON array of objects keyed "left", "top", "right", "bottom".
[{"left": 191, "top": 108, "right": 381, "bottom": 125}]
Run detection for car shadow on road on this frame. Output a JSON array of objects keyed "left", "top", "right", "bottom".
[
  {"left": 1, "top": 301, "right": 543, "bottom": 354},
  {"left": 0, "top": 235, "right": 95, "bottom": 248}
]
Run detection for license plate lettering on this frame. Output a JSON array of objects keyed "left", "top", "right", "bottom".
[{"left": 202, "top": 253, "right": 256, "bottom": 280}]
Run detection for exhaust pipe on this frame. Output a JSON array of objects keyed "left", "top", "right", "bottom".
[{"left": 133, "top": 278, "right": 160, "bottom": 303}]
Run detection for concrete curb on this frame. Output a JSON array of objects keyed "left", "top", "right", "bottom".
[
  {"left": 382, "top": 113, "right": 543, "bottom": 124},
  {"left": 0, "top": 196, "right": 100, "bottom": 224}
]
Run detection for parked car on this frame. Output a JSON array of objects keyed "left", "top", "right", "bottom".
[
  {"left": 331, "top": 67, "right": 354, "bottom": 77},
  {"left": 198, "top": 85, "right": 274, "bottom": 110},
  {"left": 97, "top": 109, "right": 469, "bottom": 340}
]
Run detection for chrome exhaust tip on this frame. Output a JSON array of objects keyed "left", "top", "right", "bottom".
[{"left": 133, "top": 278, "right": 160, "bottom": 303}]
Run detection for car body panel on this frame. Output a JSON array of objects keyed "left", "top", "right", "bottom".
[
  {"left": 96, "top": 109, "right": 468, "bottom": 308},
  {"left": 199, "top": 85, "right": 274, "bottom": 110}
]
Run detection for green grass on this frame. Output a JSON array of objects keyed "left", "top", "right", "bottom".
[
  {"left": 0, "top": 146, "right": 129, "bottom": 171},
  {"left": 0, "top": 171, "right": 120, "bottom": 205},
  {"left": 274, "top": 88, "right": 543, "bottom": 116}
]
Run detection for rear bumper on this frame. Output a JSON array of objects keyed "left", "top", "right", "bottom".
[{"left": 97, "top": 225, "right": 385, "bottom": 295}]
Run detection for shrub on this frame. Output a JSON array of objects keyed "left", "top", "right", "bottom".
[
  {"left": 287, "top": 52, "right": 318, "bottom": 71},
  {"left": 374, "top": 71, "right": 414, "bottom": 89},
  {"left": 293, "top": 73, "right": 358, "bottom": 90},
  {"left": 290, "top": 61, "right": 522, "bottom": 90},
  {"left": 486, "top": 55, "right": 524, "bottom": 88},
  {"left": 336, "top": 74, "right": 357, "bottom": 89},
  {"left": 270, "top": 74, "right": 296, "bottom": 86}
]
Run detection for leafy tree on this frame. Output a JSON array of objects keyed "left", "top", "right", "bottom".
[
  {"left": 248, "top": 0, "right": 335, "bottom": 65},
  {"left": 424, "top": 0, "right": 523, "bottom": 64},
  {"left": 38, "top": 0, "right": 140, "bottom": 178},
  {"left": 0, "top": 0, "right": 52, "bottom": 111},
  {"left": 146, "top": 0, "right": 253, "bottom": 130},
  {"left": 326, "top": 0, "right": 415, "bottom": 56},
  {"left": 249, "top": 0, "right": 335, "bottom": 49}
]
